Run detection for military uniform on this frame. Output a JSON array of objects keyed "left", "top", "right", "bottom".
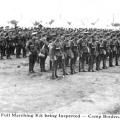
[
  {"left": 51, "top": 40, "right": 66, "bottom": 79},
  {"left": 0, "top": 40, "right": 3, "bottom": 59},
  {"left": 63, "top": 39, "right": 74, "bottom": 74},
  {"left": 114, "top": 39, "right": 119, "bottom": 66},
  {"left": 9, "top": 35, "right": 15, "bottom": 55},
  {"left": 0, "top": 38, "right": 5, "bottom": 59},
  {"left": 26, "top": 40, "right": 37, "bottom": 73},
  {"left": 5, "top": 36, "right": 11, "bottom": 59},
  {"left": 96, "top": 41, "right": 102, "bottom": 71},
  {"left": 48, "top": 42, "right": 53, "bottom": 70},
  {"left": 77, "top": 39, "right": 83, "bottom": 72},
  {"left": 109, "top": 40, "right": 114, "bottom": 67},
  {"left": 102, "top": 40, "right": 107, "bottom": 69},
  {"left": 70, "top": 40, "right": 78, "bottom": 74},
  {"left": 21, "top": 35, "right": 27, "bottom": 58},
  {"left": 2, "top": 38, "right": 6, "bottom": 57},
  {"left": 38, "top": 38, "right": 49, "bottom": 72},
  {"left": 63, "top": 39, "right": 70, "bottom": 68},
  {"left": 88, "top": 42, "right": 96, "bottom": 72},
  {"left": 16, "top": 37, "right": 22, "bottom": 58},
  {"left": 80, "top": 42, "right": 90, "bottom": 72}
]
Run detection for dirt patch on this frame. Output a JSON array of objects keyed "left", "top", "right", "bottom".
[{"left": 0, "top": 56, "right": 120, "bottom": 113}]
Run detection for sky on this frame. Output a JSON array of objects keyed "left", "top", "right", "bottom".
[{"left": 0, "top": 0, "right": 120, "bottom": 28}]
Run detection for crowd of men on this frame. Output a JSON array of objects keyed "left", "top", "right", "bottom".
[{"left": 0, "top": 26, "right": 120, "bottom": 79}]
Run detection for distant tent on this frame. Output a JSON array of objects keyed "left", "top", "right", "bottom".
[
  {"left": 91, "top": 23, "right": 95, "bottom": 25},
  {"left": 33, "top": 21, "right": 40, "bottom": 27},
  {"left": 111, "top": 14, "right": 120, "bottom": 27},
  {"left": 111, "top": 23, "right": 120, "bottom": 27},
  {"left": 49, "top": 19, "right": 55, "bottom": 25},
  {"left": 9, "top": 20, "right": 18, "bottom": 29},
  {"left": 67, "top": 21, "right": 72, "bottom": 25},
  {"left": 91, "top": 19, "right": 99, "bottom": 26}
]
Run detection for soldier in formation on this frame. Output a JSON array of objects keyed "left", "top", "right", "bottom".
[{"left": 0, "top": 26, "right": 120, "bottom": 79}]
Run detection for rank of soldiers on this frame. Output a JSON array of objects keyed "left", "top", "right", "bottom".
[{"left": 0, "top": 26, "right": 120, "bottom": 79}]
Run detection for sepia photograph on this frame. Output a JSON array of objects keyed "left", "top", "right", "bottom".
[{"left": 0, "top": 0, "right": 120, "bottom": 118}]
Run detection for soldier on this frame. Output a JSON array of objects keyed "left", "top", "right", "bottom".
[
  {"left": 49, "top": 41, "right": 54, "bottom": 70},
  {"left": 0, "top": 34, "right": 6, "bottom": 59},
  {"left": 38, "top": 37, "right": 49, "bottom": 72},
  {"left": 63, "top": 37, "right": 70, "bottom": 67},
  {"left": 88, "top": 40, "right": 96, "bottom": 72},
  {"left": 21, "top": 34, "right": 27, "bottom": 58},
  {"left": 70, "top": 39, "right": 78, "bottom": 74},
  {"left": 2, "top": 37, "right": 6, "bottom": 57},
  {"left": 77, "top": 38, "right": 83, "bottom": 72},
  {"left": 62, "top": 37, "right": 72, "bottom": 74},
  {"left": 109, "top": 39, "right": 114, "bottom": 67},
  {"left": 114, "top": 39, "right": 119, "bottom": 66},
  {"left": 118, "top": 37, "right": 120, "bottom": 59},
  {"left": 9, "top": 33, "right": 15, "bottom": 56},
  {"left": 96, "top": 41, "right": 102, "bottom": 71},
  {"left": 0, "top": 40, "right": 3, "bottom": 59},
  {"left": 5, "top": 35, "right": 11, "bottom": 59},
  {"left": 101, "top": 39, "right": 108, "bottom": 69},
  {"left": 16, "top": 37, "right": 22, "bottom": 58},
  {"left": 81, "top": 41, "right": 90, "bottom": 72},
  {"left": 50, "top": 39, "right": 66, "bottom": 79},
  {"left": 26, "top": 39, "right": 37, "bottom": 73},
  {"left": 48, "top": 40, "right": 54, "bottom": 70},
  {"left": 9, "top": 37, "right": 15, "bottom": 55}
]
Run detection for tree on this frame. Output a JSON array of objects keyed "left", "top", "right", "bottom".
[
  {"left": 111, "top": 23, "right": 120, "bottom": 27},
  {"left": 91, "top": 18, "right": 99, "bottom": 26},
  {"left": 33, "top": 21, "right": 40, "bottom": 27},
  {"left": 67, "top": 21, "right": 72, "bottom": 25},
  {"left": 9, "top": 20, "right": 18, "bottom": 28},
  {"left": 49, "top": 19, "right": 55, "bottom": 25},
  {"left": 33, "top": 21, "right": 43, "bottom": 29}
]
